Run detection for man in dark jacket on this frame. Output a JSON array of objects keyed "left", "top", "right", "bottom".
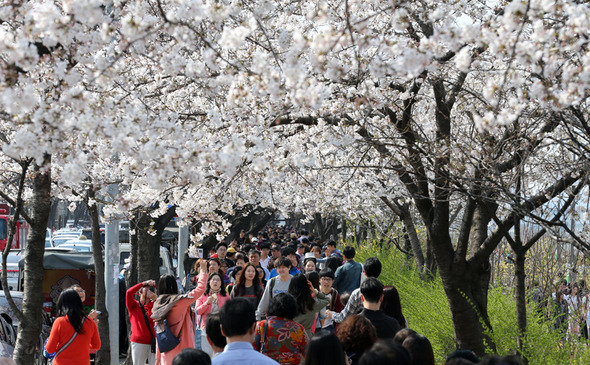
[{"left": 359, "top": 277, "right": 400, "bottom": 340}]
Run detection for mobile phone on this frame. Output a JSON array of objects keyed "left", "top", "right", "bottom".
[{"left": 95, "top": 310, "right": 101, "bottom": 315}]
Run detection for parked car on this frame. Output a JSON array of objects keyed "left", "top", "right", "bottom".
[
  {"left": 58, "top": 239, "right": 93, "bottom": 252},
  {"left": 0, "top": 311, "right": 15, "bottom": 359},
  {"left": 80, "top": 228, "right": 105, "bottom": 245},
  {"left": 120, "top": 244, "right": 175, "bottom": 276},
  {"left": 0, "top": 250, "right": 23, "bottom": 291},
  {"left": 52, "top": 231, "right": 81, "bottom": 247},
  {"left": 0, "top": 291, "right": 50, "bottom": 364}
]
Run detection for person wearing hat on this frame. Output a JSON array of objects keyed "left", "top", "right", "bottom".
[
  {"left": 226, "top": 247, "right": 237, "bottom": 260},
  {"left": 268, "top": 247, "right": 301, "bottom": 279}
]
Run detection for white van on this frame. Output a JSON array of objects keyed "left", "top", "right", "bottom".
[{"left": 119, "top": 244, "right": 175, "bottom": 277}]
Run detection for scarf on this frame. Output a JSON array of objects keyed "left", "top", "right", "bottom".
[
  {"left": 209, "top": 289, "right": 221, "bottom": 311},
  {"left": 151, "top": 293, "right": 193, "bottom": 322}
]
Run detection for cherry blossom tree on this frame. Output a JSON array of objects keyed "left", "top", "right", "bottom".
[
  {"left": 2, "top": 0, "right": 590, "bottom": 361},
  {"left": 95, "top": 0, "right": 589, "bottom": 355},
  {"left": 114, "top": 0, "right": 588, "bottom": 355}
]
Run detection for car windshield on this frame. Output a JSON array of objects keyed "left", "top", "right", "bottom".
[{"left": 53, "top": 237, "right": 78, "bottom": 246}]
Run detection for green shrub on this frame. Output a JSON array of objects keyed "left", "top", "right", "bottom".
[{"left": 355, "top": 244, "right": 590, "bottom": 364}]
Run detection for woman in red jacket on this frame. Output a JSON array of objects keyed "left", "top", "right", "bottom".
[
  {"left": 45, "top": 288, "right": 101, "bottom": 364},
  {"left": 126, "top": 279, "right": 158, "bottom": 365}
]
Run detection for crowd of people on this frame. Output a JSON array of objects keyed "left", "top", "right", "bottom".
[
  {"left": 549, "top": 278, "right": 590, "bottom": 341},
  {"left": 43, "top": 226, "right": 525, "bottom": 365}
]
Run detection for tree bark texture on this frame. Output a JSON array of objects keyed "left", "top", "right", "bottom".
[
  {"left": 442, "top": 260, "right": 493, "bottom": 355},
  {"left": 13, "top": 161, "right": 51, "bottom": 365},
  {"left": 514, "top": 250, "right": 527, "bottom": 354},
  {"left": 380, "top": 197, "right": 426, "bottom": 273},
  {"left": 136, "top": 206, "right": 177, "bottom": 282},
  {"left": 87, "top": 190, "right": 110, "bottom": 364}
]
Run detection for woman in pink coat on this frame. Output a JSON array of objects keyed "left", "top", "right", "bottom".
[
  {"left": 195, "top": 272, "right": 230, "bottom": 356},
  {"left": 151, "top": 260, "right": 208, "bottom": 365}
]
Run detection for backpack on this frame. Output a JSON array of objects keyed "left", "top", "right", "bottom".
[{"left": 268, "top": 277, "right": 277, "bottom": 298}]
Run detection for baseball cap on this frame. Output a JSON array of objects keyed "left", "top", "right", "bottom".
[{"left": 227, "top": 247, "right": 237, "bottom": 253}]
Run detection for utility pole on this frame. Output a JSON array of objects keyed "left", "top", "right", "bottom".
[{"left": 105, "top": 184, "right": 119, "bottom": 365}]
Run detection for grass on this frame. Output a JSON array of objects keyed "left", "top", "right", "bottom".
[{"left": 354, "top": 243, "right": 590, "bottom": 364}]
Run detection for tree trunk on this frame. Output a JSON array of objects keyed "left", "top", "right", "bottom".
[
  {"left": 13, "top": 160, "right": 51, "bottom": 365},
  {"left": 48, "top": 198, "right": 58, "bottom": 231},
  {"left": 127, "top": 217, "right": 139, "bottom": 287},
  {"left": 87, "top": 190, "right": 110, "bottom": 364},
  {"left": 429, "top": 219, "right": 493, "bottom": 357},
  {"left": 514, "top": 249, "right": 527, "bottom": 355},
  {"left": 136, "top": 211, "right": 160, "bottom": 282},
  {"left": 380, "top": 198, "right": 428, "bottom": 274},
  {"left": 443, "top": 260, "right": 493, "bottom": 356},
  {"left": 136, "top": 206, "right": 177, "bottom": 282},
  {"left": 425, "top": 237, "right": 437, "bottom": 278},
  {"left": 400, "top": 205, "right": 425, "bottom": 272}
]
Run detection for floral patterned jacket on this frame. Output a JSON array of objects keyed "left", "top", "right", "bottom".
[{"left": 252, "top": 316, "right": 309, "bottom": 364}]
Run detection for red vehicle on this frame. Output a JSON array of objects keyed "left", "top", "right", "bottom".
[{"left": 0, "top": 203, "right": 28, "bottom": 251}]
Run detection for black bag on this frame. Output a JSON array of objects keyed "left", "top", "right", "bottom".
[{"left": 154, "top": 319, "right": 180, "bottom": 353}]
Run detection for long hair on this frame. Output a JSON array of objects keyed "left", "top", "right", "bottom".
[
  {"left": 56, "top": 288, "right": 87, "bottom": 333},
  {"left": 288, "top": 273, "right": 314, "bottom": 314},
  {"left": 204, "top": 272, "right": 227, "bottom": 296},
  {"left": 158, "top": 274, "right": 179, "bottom": 295},
  {"left": 305, "top": 330, "right": 347, "bottom": 365},
  {"left": 234, "top": 263, "right": 263, "bottom": 299}
]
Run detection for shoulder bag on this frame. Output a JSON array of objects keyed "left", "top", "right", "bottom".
[
  {"left": 194, "top": 315, "right": 202, "bottom": 349},
  {"left": 154, "top": 319, "right": 180, "bottom": 353},
  {"left": 139, "top": 302, "right": 156, "bottom": 353}
]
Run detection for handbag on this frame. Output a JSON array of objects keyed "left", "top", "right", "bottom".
[
  {"left": 194, "top": 316, "right": 202, "bottom": 349},
  {"left": 139, "top": 302, "right": 156, "bottom": 354},
  {"left": 154, "top": 319, "right": 180, "bottom": 353},
  {"left": 44, "top": 317, "right": 86, "bottom": 359}
]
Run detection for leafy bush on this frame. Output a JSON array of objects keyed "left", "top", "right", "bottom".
[{"left": 355, "top": 244, "right": 590, "bottom": 364}]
